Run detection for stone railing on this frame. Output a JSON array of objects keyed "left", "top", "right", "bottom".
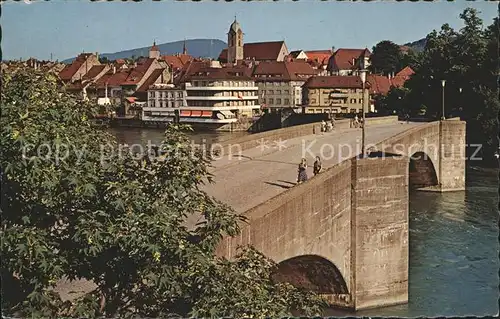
[{"left": 219, "top": 116, "right": 399, "bottom": 153}]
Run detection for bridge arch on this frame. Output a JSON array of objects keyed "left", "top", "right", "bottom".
[
  {"left": 271, "top": 255, "right": 348, "bottom": 294},
  {"left": 409, "top": 151, "right": 438, "bottom": 189}
]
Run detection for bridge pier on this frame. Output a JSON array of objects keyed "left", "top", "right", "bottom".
[
  {"left": 350, "top": 153, "right": 409, "bottom": 310},
  {"left": 437, "top": 120, "right": 466, "bottom": 192}
]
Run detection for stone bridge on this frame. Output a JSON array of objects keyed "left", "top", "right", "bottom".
[{"left": 203, "top": 116, "right": 466, "bottom": 310}]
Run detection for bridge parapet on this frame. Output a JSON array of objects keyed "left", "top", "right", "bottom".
[{"left": 215, "top": 118, "right": 465, "bottom": 311}]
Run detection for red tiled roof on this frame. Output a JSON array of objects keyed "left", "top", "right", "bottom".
[
  {"left": 82, "top": 65, "right": 106, "bottom": 80},
  {"left": 366, "top": 68, "right": 414, "bottom": 95},
  {"left": 218, "top": 41, "right": 286, "bottom": 62},
  {"left": 122, "top": 58, "right": 156, "bottom": 85},
  {"left": 59, "top": 53, "right": 94, "bottom": 81},
  {"left": 115, "top": 59, "right": 126, "bottom": 64},
  {"left": 178, "top": 54, "right": 193, "bottom": 65},
  {"left": 304, "top": 76, "right": 369, "bottom": 89},
  {"left": 136, "top": 69, "right": 165, "bottom": 92},
  {"left": 183, "top": 65, "right": 253, "bottom": 81},
  {"left": 304, "top": 50, "right": 332, "bottom": 65},
  {"left": 162, "top": 54, "right": 194, "bottom": 71},
  {"left": 252, "top": 61, "right": 317, "bottom": 81},
  {"left": 93, "top": 69, "right": 129, "bottom": 88},
  {"left": 151, "top": 43, "right": 159, "bottom": 52},
  {"left": 395, "top": 66, "right": 414, "bottom": 79},
  {"left": 328, "top": 48, "right": 371, "bottom": 71},
  {"left": 366, "top": 75, "right": 392, "bottom": 95}
]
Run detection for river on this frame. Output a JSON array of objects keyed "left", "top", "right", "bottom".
[{"left": 109, "top": 128, "right": 499, "bottom": 317}]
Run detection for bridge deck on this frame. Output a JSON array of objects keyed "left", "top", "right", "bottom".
[{"left": 198, "top": 122, "right": 424, "bottom": 218}]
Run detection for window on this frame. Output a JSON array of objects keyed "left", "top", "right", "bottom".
[
  {"left": 284, "top": 90, "right": 289, "bottom": 94},
  {"left": 276, "top": 90, "right": 281, "bottom": 94},
  {"left": 274, "top": 82, "right": 279, "bottom": 86},
  {"left": 358, "top": 99, "right": 362, "bottom": 104},
  {"left": 269, "top": 98, "right": 274, "bottom": 104},
  {"left": 350, "top": 108, "right": 356, "bottom": 113},
  {"left": 284, "top": 98, "right": 289, "bottom": 105},
  {"left": 296, "top": 99, "right": 300, "bottom": 105},
  {"left": 350, "top": 98, "right": 356, "bottom": 104},
  {"left": 268, "top": 90, "right": 274, "bottom": 95},
  {"left": 276, "top": 98, "right": 281, "bottom": 105},
  {"left": 311, "top": 98, "right": 316, "bottom": 104}
]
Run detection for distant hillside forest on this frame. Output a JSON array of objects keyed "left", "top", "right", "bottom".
[{"left": 63, "top": 39, "right": 227, "bottom": 63}]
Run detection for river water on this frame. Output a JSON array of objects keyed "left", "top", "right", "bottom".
[{"left": 109, "top": 128, "right": 499, "bottom": 317}]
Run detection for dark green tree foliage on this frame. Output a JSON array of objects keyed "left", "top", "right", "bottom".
[
  {"left": 1, "top": 69, "right": 325, "bottom": 317},
  {"left": 369, "top": 40, "right": 403, "bottom": 75},
  {"left": 395, "top": 8, "right": 498, "bottom": 157}
]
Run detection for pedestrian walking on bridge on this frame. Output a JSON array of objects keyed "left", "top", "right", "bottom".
[
  {"left": 297, "top": 158, "right": 308, "bottom": 184},
  {"left": 313, "top": 156, "right": 322, "bottom": 175}
]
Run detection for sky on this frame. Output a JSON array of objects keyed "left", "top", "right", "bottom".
[{"left": 1, "top": 0, "right": 497, "bottom": 61}]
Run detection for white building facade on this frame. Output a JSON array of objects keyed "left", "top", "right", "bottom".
[
  {"left": 182, "top": 78, "right": 260, "bottom": 125},
  {"left": 144, "top": 84, "right": 186, "bottom": 122}
]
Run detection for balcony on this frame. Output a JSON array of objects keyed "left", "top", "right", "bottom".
[
  {"left": 185, "top": 96, "right": 258, "bottom": 101},
  {"left": 186, "top": 85, "right": 258, "bottom": 91},
  {"left": 181, "top": 105, "right": 260, "bottom": 111}
]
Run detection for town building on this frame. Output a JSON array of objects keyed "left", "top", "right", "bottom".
[
  {"left": 302, "top": 76, "right": 371, "bottom": 115},
  {"left": 367, "top": 66, "right": 415, "bottom": 110},
  {"left": 252, "top": 61, "right": 317, "bottom": 111},
  {"left": 59, "top": 53, "right": 101, "bottom": 83},
  {"left": 327, "top": 48, "right": 371, "bottom": 76},
  {"left": 179, "top": 60, "right": 260, "bottom": 130},
  {"left": 149, "top": 41, "right": 161, "bottom": 59},
  {"left": 218, "top": 19, "right": 289, "bottom": 64},
  {"left": 288, "top": 50, "right": 308, "bottom": 60},
  {"left": 143, "top": 83, "right": 186, "bottom": 123},
  {"left": 304, "top": 50, "right": 332, "bottom": 73}
]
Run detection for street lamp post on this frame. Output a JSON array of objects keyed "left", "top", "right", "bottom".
[
  {"left": 360, "top": 69, "right": 367, "bottom": 156},
  {"left": 441, "top": 80, "right": 446, "bottom": 120}
]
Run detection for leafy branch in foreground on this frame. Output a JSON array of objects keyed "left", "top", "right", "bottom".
[{"left": 1, "top": 68, "right": 325, "bottom": 318}]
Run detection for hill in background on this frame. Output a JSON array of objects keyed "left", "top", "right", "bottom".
[
  {"left": 403, "top": 38, "right": 427, "bottom": 52},
  {"left": 63, "top": 39, "right": 227, "bottom": 63},
  {"left": 61, "top": 37, "right": 427, "bottom": 64}
]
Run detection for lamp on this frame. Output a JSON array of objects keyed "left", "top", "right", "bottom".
[
  {"left": 441, "top": 80, "right": 446, "bottom": 120},
  {"left": 359, "top": 69, "right": 367, "bottom": 156}
]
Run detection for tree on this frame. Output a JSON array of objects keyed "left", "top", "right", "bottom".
[
  {"left": 98, "top": 56, "right": 110, "bottom": 64},
  {"left": 369, "top": 40, "right": 403, "bottom": 75},
  {"left": 1, "top": 68, "right": 325, "bottom": 317},
  {"left": 386, "top": 8, "right": 499, "bottom": 161}
]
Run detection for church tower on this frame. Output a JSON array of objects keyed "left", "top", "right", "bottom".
[
  {"left": 149, "top": 41, "right": 160, "bottom": 59},
  {"left": 227, "top": 18, "right": 244, "bottom": 64}
]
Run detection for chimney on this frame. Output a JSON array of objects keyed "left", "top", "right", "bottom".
[
  {"left": 113, "top": 66, "right": 116, "bottom": 74},
  {"left": 96, "top": 52, "right": 99, "bottom": 61},
  {"left": 331, "top": 46, "right": 335, "bottom": 54}
]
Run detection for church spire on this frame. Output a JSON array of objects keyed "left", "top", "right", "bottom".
[{"left": 183, "top": 38, "right": 187, "bottom": 55}]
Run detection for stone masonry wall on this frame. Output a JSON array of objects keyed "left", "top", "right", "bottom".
[
  {"left": 216, "top": 160, "right": 354, "bottom": 301},
  {"left": 439, "top": 120, "right": 466, "bottom": 191},
  {"left": 350, "top": 155, "right": 409, "bottom": 310}
]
